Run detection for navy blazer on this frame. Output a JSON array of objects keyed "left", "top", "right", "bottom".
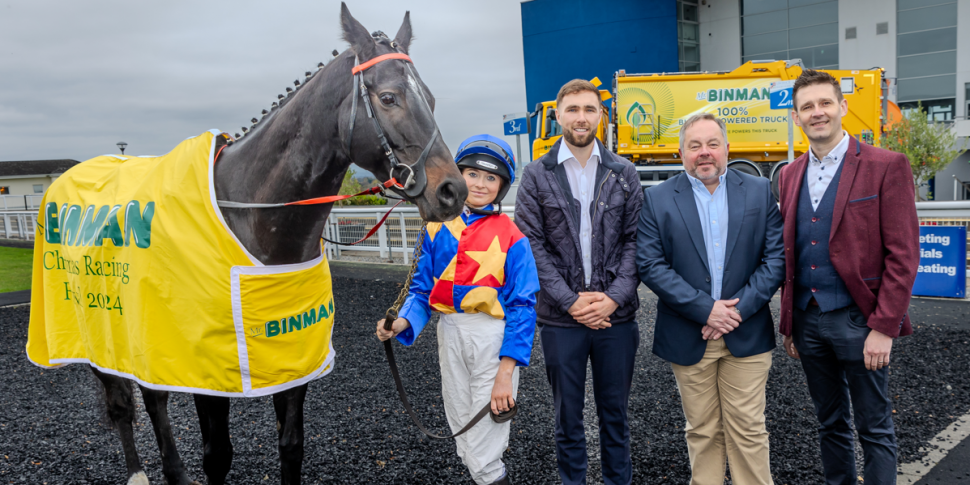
[{"left": 636, "top": 169, "right": 785, "bottom": 366}]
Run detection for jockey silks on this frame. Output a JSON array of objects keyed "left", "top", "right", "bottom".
[
  {"left": 395, "top": 208, "right": 540, "bottom": 366},
  {"left": 26, "top": 130, "right": 336, "bottom": 397}
]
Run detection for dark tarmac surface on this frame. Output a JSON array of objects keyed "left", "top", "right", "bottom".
[
  {"left": 0, "top": 290, "right": 29, "bottom": 307},
  {"left": 1, "top": 261, "right": 969, "bottom": 484},
  {"left": 916, "top": 435, "right": 970, "bottom": 484}
]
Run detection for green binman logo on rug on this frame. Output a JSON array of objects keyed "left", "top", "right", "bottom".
[
  {"left": 259, "top": 299, "right": 335, "bottom": 338},
  {"left": 43, "top": 201, "right": 155, "bottom": 248}
]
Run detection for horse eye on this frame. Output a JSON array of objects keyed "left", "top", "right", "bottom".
[{"left": 380, "top": 94, "right": 395, "bottom": 106}]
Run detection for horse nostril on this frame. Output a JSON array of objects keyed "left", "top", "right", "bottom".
[{"left": 436, "top": 181, "right": 462, "bottom": 208}]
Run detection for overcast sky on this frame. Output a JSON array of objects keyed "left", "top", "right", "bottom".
[{"left": 0, "top": 0, "right": 529, "bottom": 172}]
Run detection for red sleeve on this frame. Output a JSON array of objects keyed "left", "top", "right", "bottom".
[{"left": 869, "top": 153, "right": 920, "bottom": 338}]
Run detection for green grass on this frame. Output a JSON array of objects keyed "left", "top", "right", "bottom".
[{"left": 0, "top": 246, "right": 33, "bottom": 293}]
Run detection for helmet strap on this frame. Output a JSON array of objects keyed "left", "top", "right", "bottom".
[{"left": 466, "top": 201, "right": 502, "bottom": 216}]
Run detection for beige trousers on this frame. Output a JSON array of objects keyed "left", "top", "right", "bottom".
[{"left": 670, "top": 338, "right": 773, "bottom": 485}]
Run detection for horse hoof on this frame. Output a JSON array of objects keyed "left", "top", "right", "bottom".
[{"left": 127, "top": 471, "right": 150, "bottom": 485}]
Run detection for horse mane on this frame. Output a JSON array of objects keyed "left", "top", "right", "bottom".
[
  {"left": 231, "top": 50, "right": 341, "bottom": 142},
  {"left": 232, "top": 32, "right": 400, "bottom": 142}
]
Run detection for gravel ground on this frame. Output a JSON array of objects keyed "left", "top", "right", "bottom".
[{"left": 1, "top": 278, "right": 969, "bottom": 484}]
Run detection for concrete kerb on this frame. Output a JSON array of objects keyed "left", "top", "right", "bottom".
[
  {"left": 0, "top": 238, "right": 33, "bottom": 249},
  {"left": 0, "top": 290, "right": 30, "bottom": 307}
]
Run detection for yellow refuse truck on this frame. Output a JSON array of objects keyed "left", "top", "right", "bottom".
[{"left": 531, "top": 60, "right": 899, "bottom": 196}]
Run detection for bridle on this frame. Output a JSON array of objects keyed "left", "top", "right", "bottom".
[
  {"left": 346, "top": 48, "right": 439, "bottom": 200},
  {"left": 217, "top": 46, "right": 514, "bottom": 435},
  {"left": 216, "top": 46, "right": 439, "bottom": 209}
]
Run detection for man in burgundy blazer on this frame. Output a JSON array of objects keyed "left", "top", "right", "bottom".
[{"left": 778, "top": 70, "right": 919, "bottom": 485}]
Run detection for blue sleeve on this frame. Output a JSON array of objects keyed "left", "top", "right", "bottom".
[
  {"left": 396, "top": 228, "right": 434, "bottom": 346},
  {"left": 498, "top": 237, "right": 540, "bottom": 366}
]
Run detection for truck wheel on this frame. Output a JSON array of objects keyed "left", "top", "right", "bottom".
[
  {"left": 727, "top": 159, "right": 762, "bottom": 178},
  {"left": 769, "top": 161, "right": 789, "bottom": 201}
]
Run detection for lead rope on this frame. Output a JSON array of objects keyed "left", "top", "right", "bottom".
[{"left": 381, "top": 223, "right": 516, "bottom": 440}]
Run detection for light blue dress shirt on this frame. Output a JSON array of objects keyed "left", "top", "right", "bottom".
[{"left": 686, "top": 171, "right": 729, "bottom": 299}]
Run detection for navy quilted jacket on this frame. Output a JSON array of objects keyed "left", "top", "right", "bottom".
[{"left": 514, "top": 139, "right": 643, "bottom": 327}]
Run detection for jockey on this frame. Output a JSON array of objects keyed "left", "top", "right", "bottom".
[{"left": 376, "top": 134, "right": 539, "bottom": 485}]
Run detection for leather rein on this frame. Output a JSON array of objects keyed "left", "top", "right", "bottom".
[
  {"left": 214, "top": 49, "right": 511, "bottom": 438},
  {"left": 381, "top": 225, "right": 517, "bottom": 440}
]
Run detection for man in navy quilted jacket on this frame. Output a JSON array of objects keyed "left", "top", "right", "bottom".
[{"left": 514, "top": 79, "right": 643, "bottom": 485}]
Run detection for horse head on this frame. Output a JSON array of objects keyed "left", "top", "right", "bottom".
[{"left": 338, "top": 4, "right": 466, "bottom": 222}]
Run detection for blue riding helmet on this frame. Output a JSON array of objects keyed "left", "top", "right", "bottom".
[{"left": 454, "top": 134, "right": 516, "bottom": 206}]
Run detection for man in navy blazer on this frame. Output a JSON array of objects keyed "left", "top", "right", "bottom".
[{"left": 637, "top": 113, "right": 784, "bottom": 484}]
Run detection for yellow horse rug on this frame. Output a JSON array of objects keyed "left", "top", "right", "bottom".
[{"left": 27, "top": 129, "right": 336, "bottom": 397}]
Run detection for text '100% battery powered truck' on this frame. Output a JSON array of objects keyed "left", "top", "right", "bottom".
[{"left": 530, "top": 59, "right": 902, "bottom": 199}]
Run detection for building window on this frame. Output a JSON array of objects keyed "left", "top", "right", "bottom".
[
  {"left": 678, "top": 0, "right": 700, "bottom": 72},
  {"left": 899, "top": 99, "right": 955, "bottom": 122},
  {"left": 740, "top": 0, "right": 839, "bottom": 69},
  {"left": 896, "top": 0, "right": 957, "bottom": 119},
  {"left": 33, "top": 184, "right": 44, "bottom": 193},
  {"left": 0, "top": 186, "right": 8, "bottom": 195},
  {"left": 876, "top": 22, "right": 889, "bottom": 35},
  {"left": 845, "top": 27, "right": 857, "bottom": 40}
]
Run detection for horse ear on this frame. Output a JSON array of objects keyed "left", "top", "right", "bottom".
[
  {"left": 393, "top": 11, "right": 412, "bottom": 54},
  {"left": 340, "top": 2, "right": 375, "bottom": 59}
]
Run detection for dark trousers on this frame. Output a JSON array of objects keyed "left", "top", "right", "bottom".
[
  {"left": 539, "top": 322, "right": 639, "bottom": 485},
  {"left": 792, "top": 304, "right": 897, "bottom": 485}
]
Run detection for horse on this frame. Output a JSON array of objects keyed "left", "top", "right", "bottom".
[{"left": 90, "top": 4, "right": 466, "bottom": 484}]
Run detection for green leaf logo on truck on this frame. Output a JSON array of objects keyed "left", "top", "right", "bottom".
[{"left": 626, "top": 101, "right": 647, "bottom": 125}]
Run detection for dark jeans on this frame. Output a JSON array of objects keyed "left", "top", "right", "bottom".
[
  {"left": 792, "top": 304, "right": 897, "bottom": 485},
  {"left": 539, "top": 322, "right": 639, "bottom": 485}
]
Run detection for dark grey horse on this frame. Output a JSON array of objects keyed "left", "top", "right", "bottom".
[{"left": 92, "top": 4, "right": 466, "bottom": 484}]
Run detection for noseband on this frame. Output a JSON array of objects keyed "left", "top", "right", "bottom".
[{"left": 346, "top": 52, "right": 438, "bottom": 200}]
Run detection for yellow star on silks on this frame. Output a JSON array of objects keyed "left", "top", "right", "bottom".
[{"left": 464, "top": 236, "right": 505, "bottom": 285}]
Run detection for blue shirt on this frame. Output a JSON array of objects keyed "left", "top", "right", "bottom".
[{"left": 686, "top": 172, "right": 729, "bottom": 299}]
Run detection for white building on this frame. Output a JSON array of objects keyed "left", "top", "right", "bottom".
[{"left": 0, "top": 159, "right": 79, "bottom": 207}]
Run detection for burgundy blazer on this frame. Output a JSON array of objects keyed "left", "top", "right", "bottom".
[{"left": 778, "top": 137, "right": 919, "bottom": 338}]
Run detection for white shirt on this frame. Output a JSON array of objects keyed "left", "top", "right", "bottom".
[
  {"left": 558, "top": 141, "right": 601, "bottom": 286},
  {"left": 806, "top": 131, "right": 850, "bottom": 211}
]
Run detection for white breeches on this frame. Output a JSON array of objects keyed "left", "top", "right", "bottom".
[{"left": 438, "top": 312, "right": 520, "bottom": 485}]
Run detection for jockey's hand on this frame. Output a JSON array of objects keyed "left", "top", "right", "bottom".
[
  {"left": 376, "top": 317, "right": 410, "bottom": 341},
  {"left": 491, "top": 357, "right": 517, "bottom": 415}
]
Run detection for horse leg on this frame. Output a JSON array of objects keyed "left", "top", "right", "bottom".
[
  {"left": 91, "top": 368, "right": 148, "bottom": 485},
  {"left": 273, "top": 384, "right": 308, "bottom": 485},
  {"left": 139, "top": 386, "right": 200, "bottom": 485},
  {"left": 193, "top": 394, "right": 233, "bottom": 485}
]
